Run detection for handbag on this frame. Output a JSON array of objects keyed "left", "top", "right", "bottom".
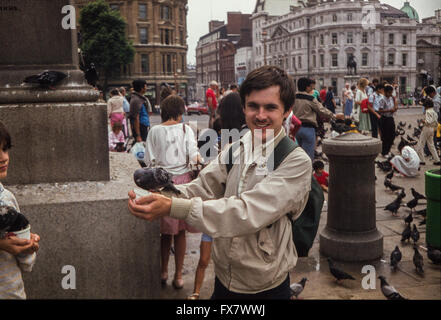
[
  {"left": 183, "top": 124, "right": 203, "bottom": 179},
  {"left": 130, "top": 141, "right": 145, "bottom": 162},
  {"left": 361, "top": 98, "right": 369, "bottom": 113}
]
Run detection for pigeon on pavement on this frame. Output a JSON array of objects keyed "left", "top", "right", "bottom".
[
  {"left": 404, "top": 212, "right": 413, "bottom": 225},
  {"left": 410, "top": 224, "right": 420, "bottom": 244},
  {"left": 378, "top": 276, "right": 406, "bottom": 300},
  {"left": 427, "top": 247, "right": 441, "bottom": 265},
  {"left": 401, "top": 224, "right": 411, "bottom": 243},
  {"left": 411, "top": 188, "right": 426, "bottom": 200},
  {"left": 290, "top": 278, "right": 308, "bottom": 299},
  {"left": 327, "top": 258, "right": 355, "bottom": 282},
  {"left": 390, "top": 246, "right": 402, "bottom": 271},
  {"left": 413, "top": 245, "right": 424, "bottom": 274},
  {"left": 406, "top": 198, "right": 418, "bottom": 213}
]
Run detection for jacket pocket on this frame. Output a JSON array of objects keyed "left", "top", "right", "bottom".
[{"left": 257, "top": 228, "right": 276, "bottom": 263}]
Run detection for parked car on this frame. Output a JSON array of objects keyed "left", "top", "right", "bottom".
[{"left": 186, "top": 102, "right": 209, "bottom": 115}]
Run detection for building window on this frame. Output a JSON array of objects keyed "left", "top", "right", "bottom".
[
  {"left": 332, "top": 14, "right": 337, "bottom": 22},
  {"left": 402, "top": 53, "right": 407, "bottom": 66},
  {"left": 347, "top": 32, "right": 353, "bottom": 44},
  {"left": 292, "top": 57, "right": 296, "bottom": 69},
  {"left": 362, "top": 52, "right": 368, "bottom": 66},
  {"left": 161, "top": 5, "right": 172, "bottom": 20},
  {"left": 298, "top": 38, "right": 301, "bottom": 48},
  {"left": 331, "top": 78, "right": 337, "bottom": 95},
  {"left": 362, "top": 32, "right": 368, "bottom": 44},
  {"left": 161, "top": 29, "right": 172, "bottom": 45},
  {"left": 181, "top": 54, "right": 186, "bottom": 73},
  {"left": 388, "top": 53, "right": 395, "bottom": 65},
  {"left": 347, "top": 13, "right": 352, "bottom": 21},
  {"left": 320, "top": 54, "right": 324, "bottom": 68},
  {"left": 298, "top": 56, "right": 302, "bottom": 69},
  {"left": 139, "top": 27, "right": 148, "bottom": 44},
  {"left": 402, "top": 34, "right": 407, "bottom": 45},
  {"left": 320, "top": 16, "right": 323, "bottom": 24},
  {"left": 313, "top": 55, "right": 316, "bottom": 68},
  {"left": 389, "top": 34, "right": 394, "bottom": 45},
  {"left": 162, "top": 54, "right": 172, "bottom": 74},
  {"left": 141, "top": 54, "right": 149, "bottom": 74},
  {"left": 400, "top": 77, "right": 406, "bottom": 89},
  {"left": 331, "top": 53, "right": 338, "bottom": 67},
  {"left": 280, "top": 42, "right": 283, "bottom": 51},
  {"left": 110, "top": 4, "right": 119, "bottom": 11},
  {"left": 286, "top": 41, "right": 289, "bottom": 51},
  {"left": 139, "top": 3, "right": 147, "bottom": 19},
  {"left": 320, "top": 34, "right": 324, "bottom": 46},
  {"left": 179, "top": 9, "right": 184, "bottom": 24},
  {"left": 332, "top": 33, "right": 338, "bottom": 45},
  {"left": 180, "top": 30, "right": 184, "bottom": 45},
  {"left": 292, "top": 38, "right": 296, "bottom": 49}
]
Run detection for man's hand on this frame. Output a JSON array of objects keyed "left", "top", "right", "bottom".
[
  {"left": 128, "top": 190, "right": 172, "bottom": 222},
  {"left": 0, "top": 233, "right": 40, "bottom": 256}
]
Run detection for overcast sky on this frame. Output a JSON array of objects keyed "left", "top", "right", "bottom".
[{"left": 186, "top": 0, "right": 441, "bottom": 65}]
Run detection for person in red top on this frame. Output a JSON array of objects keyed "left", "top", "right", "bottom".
[
  {"left": 313, "top": 160, "right": 329, "bottom": 192},
  {"left": 206, "top": 80, "right": 219, "bottom": 128},
  {"left": 319, "top": 86, "right": 327, "bottom": 104}
]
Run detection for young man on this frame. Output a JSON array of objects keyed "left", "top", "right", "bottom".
[
  {"left": 129, "top": 79, "right": 151, "bottom": 143},
  {"left": 128, "top": 66, "right": 312, "bottom": 299},
  {"left": 293, "top": 78, "right": 335, "bottom": 160},
  {"left": 368, "top": 84, "right": 384, "bottom": 138},
  {"left": 378, "top": 85, "right": 398, "bottom": 157}
]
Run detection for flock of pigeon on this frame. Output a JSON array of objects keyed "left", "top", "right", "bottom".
[{"left": 289, "top": 119, "right": 441, "bottom": 300}]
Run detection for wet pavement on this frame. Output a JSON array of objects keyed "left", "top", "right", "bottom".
[{"left": 159, "top": 106, "right": 441, "bottom": 300}]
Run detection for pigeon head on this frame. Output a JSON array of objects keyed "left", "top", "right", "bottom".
[
  {"left": 378, "top": 275, "right": 388, "bottom": 285},
  {"left": 300, "top": 278, "right": 308, "bottom": 284},
  {"left": 153, "top": 168, "right": 172, "bottom": 184}
]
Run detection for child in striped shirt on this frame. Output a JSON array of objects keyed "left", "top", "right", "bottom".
[{"left": 0, "top": 121, "right": 40, "bottom": 299}]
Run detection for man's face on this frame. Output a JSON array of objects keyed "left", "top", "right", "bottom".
[
  {"left": 311, "top": 83, "right": 316, "bottom": 90},
  {"left": 0, "top": 144, "right": 9, "bottom": 180},
  {"left": 141, "top": 84, "right": 147, "bottom": 94},
  {"left": 243, "top": 86, "right": 290, "bottom": 143}
]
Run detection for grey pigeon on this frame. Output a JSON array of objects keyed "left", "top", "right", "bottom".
[
  {"left": 410, "top": 224, "right": 420, "bottom": 244},
  {"left": 411, "top": 188, "right": 426, "bottom": 200},
  {"left": 413, "top": 245, "right": 424, "bottom": 274},
  {"left": 378, "top": 276, "right": 406, "bottom": 300},
  {"left": 23, "top": 70, "right": 67, "bottom": 88},
  {"left": 390, "top": 246, "right": 402, "bottom": 271},
  {"left": 401, "top": 224, "right": 411, "bottom": 243},
  {"left": 327, "top": 258, "right": 355, "bottom": 282},
  {"left": 133, "top": 167, "right": 181, "bottom": 195},
  {"left": 427, "top": 247, "right": 441, "bottom": 265},
  {"left": 290, "top": 278, "right": 307, "bottom": 299}
]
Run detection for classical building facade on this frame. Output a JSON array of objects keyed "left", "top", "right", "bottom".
[
  {"left": 251, "top": 0, "right": 424, "bottom": 98},
  {"left": 74, "top": 0, "right": 188, "bottom": 105},
  {"left": 195, "top": 12, "right": 251, "bottom": 100}
]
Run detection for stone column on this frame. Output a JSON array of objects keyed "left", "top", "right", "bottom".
[
  {"left": 320, "top": 132, "right": 383, "bottom": 261},
  {"left": 0, "top": 0, "right": 109, "bottom": 184}
]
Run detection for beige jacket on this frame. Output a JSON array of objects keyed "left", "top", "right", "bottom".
[
  {"left": 107, "top": 95, "right": 124, "bottom": 115},
  {"left": 168, "top": 130, "right": 312, "bottom": 293},
  {"left": 292, "top": 91, "right": 334, "bottom": 128}
]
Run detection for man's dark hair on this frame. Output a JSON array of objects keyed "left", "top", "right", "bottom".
[
  {"left": 132, "top": 79, "right": 147, "bottom": 93},
  {"left": 312, "top": 160, "right": 324, "bottom": 171},
  {"left": 0, "top": 121, "right": 12, "bottom": 151},
  {"left": 372, "top": 78, "right": 379, "bottom": 85},
  {"left": 398, "top": 138, "right": 408, "bottom": 152},
  {"left": 328, "top": 86, "right": 333, "bottom": 91},
  {"left": 375, "top": 84, "right": 385, "bottom": 92},
  {"left": 240, "top": 66, "right": 295, "bottom": 112},
  {"left": 160, "top": 95, "right": 185, "bottom": 122},
  {"left": 423, "top": 98, "right": 434, "bottom": 109},
  {"left": 160, "top": 86, "right": 173, "bottom": 102},
  {"left": 310, "top": 79, "right": 316, "bottom": 84},
  {"left": 425, "top": 86, "right": 436, "bottom": 96},
  {"left": 297, "top": 78, "right": 313, "bottom": 92},
  {"left": 229, "top": 83, "right": 238, "bottom": 90},
  {"left": 351, "top": 85, "right": 356, "bottom": 90},
  {"left": 384, "top": 85, "right": 394, "bottom": 94}
]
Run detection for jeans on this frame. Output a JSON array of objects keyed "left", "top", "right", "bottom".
[
  {"left": 296, "top": 126, "right": 316, "bottom": 160},
  {"left": 211, "top": 275, "right": 291, "bottom": 300}
]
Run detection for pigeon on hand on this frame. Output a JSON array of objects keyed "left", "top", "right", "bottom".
[
  {"left": 390, "top": 246, "right": 402, "bottom": 271},
  {"left": 290, "top": 277, "right": 308, "bottom": 299},
  {"left": 134, "top": 167, "right": 181, "bottom": 195},
  {"left": 327, "top": 258, "right": 355, "bottom": 282},
  {"left": 411, "top": 188, "right": 426, "bottom": 200},
  {"left": 23, "top": 70, "right": 67, "bottom": 89},
  {"left": 404, "top": 212, "right": 413, "bottom": 225},
  {"left": 427, "top": 247, "right": 441, "bottom": 265},
  {"left": 406, "top": 198, "right": 418, "bottom": 213},
  {"left": 0, "top": 205, "right": 30, "bottom": 238},
  {"left": 378, "top": 276, "right": 406, "bottom": 300},
  {"left": 410, "top": 224, "right": 420, "bottom": 244},
  {"left": 413, "top": 245, "right": 424, "bottom": 274},
  {"left": 401, "top": 224, "right": 411, "bottom": 243}
]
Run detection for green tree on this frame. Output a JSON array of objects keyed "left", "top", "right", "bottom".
[{"left": 79, "top": 0, "right": 134, "bottom": 95}]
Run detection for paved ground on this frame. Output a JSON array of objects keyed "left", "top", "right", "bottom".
[{"left": 157, "top": 105, "right": 441, "bottom": 300}]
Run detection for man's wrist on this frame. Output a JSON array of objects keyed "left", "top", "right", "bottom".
[{"left": 170, "top": 197, "right": 192, "bottom": 220}]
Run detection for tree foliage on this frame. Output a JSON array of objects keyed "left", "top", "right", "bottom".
[{"left": 79, "top": 0, "right": 134, "bottom": 90}]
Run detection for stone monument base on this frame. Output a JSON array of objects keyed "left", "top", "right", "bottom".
[
  {"left": 8, "top": 152, "right": 160, "bottom": 299},
  {"left": 320, "top": 227, "right": 383, "bottom": 262},
  {"left": 0, "top": 102, "right": 109, "bottom": 185}
]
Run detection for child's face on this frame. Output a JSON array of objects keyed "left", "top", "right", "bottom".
[
  {"left": 113, "top": 128, "right": 121, "bottom": 135},
  {"left": 315, "top": 168, "right": 324, "bottom": 174},
  {"left": 0, "top": 144, "right": 9, "bottom": 180}
]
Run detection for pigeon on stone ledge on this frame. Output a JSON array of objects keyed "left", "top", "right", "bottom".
[{"left": 23, "top": 70, "right": 67, "bottom": 89}]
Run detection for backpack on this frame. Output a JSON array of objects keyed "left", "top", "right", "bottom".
[{"left": 225, "top": 136, "right": 324, "bottom": 257}]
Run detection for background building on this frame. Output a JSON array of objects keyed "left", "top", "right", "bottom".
[
  {"left": 251, "top": 0, "right": 423, "bottom": 98},
  {"left": 195, "top": 12, "right": 251, "bottom": 100},
  {"left": 74, "top": 0, "right": 188, "bottom": 105}
]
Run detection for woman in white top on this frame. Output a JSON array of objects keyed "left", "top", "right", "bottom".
[
  {"left": 144, "top": 94, "right": 202, "bottom": 290},
  {"left": 390, "top": 140, "right": 420, "bottom": 177},
  {"left": 107, "top": 88, "right": 125, "bottom": 128},
  {"left": 353, "top": 78, "right": 372, "bottom": 134}
]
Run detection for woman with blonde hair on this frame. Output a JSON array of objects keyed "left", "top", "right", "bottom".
[{"left": 353, "top": 78, "right": 372, "bottom": 134}]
